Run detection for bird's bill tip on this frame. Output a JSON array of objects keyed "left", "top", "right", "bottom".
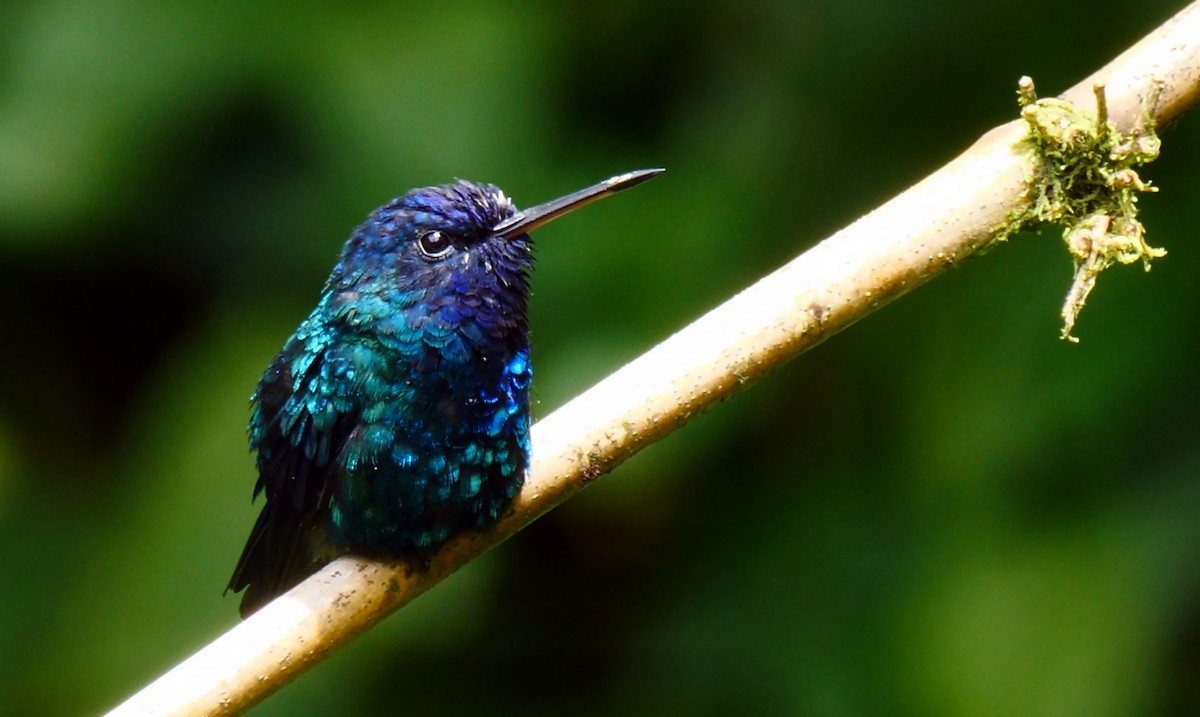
[
  {"left": 491, "top": 167, "right": 664, "bottom": 239},
  {"left": 605, "top": 168, "right": 666, "bottom": 192}
]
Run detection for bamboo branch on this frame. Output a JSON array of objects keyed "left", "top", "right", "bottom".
[{"left": 106, "top": 3, "right": 1200, "bottom": 715}]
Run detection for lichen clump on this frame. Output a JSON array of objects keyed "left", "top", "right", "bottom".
[{"left": 1013, "top": 75, "right": 1164, "bottom": 342}]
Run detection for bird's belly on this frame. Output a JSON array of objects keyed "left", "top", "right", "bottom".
[{"left": 328, "top": 393, "right": 530, "bottom": 557}]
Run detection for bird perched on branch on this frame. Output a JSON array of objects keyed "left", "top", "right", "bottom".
[{"left": 228, "top": 169, "right": 663, "bottom": 616}]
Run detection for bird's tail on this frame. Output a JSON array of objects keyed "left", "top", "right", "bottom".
[{"left": 227, "top": 503, "right": 336, "bottom": 618}]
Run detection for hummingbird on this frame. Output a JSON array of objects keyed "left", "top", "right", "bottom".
[{"left": 228, "top": 169, "right": 663, "bottom": 616}]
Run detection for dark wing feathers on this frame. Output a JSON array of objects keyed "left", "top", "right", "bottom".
[{"left": 227, "top": 335, "right": 359, "bottom": 617}]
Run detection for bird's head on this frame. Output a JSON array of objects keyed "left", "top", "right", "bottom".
[
  {"left": 331, "top": 180, "right": 531, "bottom": 301},
  {"left": 326, "top": 169, "right": 664, "bottom": 313}
]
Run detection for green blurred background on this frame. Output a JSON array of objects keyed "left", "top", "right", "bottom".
[{"left": 3, "top": 1, "right": 1200, "bottom": 715}]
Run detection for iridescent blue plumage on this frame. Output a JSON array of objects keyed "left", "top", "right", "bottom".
[{"left": 229, "top": 169, "right": 662, "bottom": 616}]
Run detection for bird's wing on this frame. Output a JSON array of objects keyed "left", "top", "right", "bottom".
[{"left": 227, "top": 327, "right": 361, "bottom": 617}]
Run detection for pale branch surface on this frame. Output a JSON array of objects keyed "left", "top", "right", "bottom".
[{"left": 106, "top": 3, "right": 1200, "bottom": 715}]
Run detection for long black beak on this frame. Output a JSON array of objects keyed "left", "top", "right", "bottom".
[{"left": 491, "top": 168, "right": 664, "bottom": 239}]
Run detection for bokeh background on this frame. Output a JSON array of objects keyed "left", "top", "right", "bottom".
[{"left": 3, "top": 1, "right": 1200, "bottom": 715}]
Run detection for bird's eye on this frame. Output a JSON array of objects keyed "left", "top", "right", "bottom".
[{"left": 417, "top": 230, "right": 453, "bottom": 259}]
